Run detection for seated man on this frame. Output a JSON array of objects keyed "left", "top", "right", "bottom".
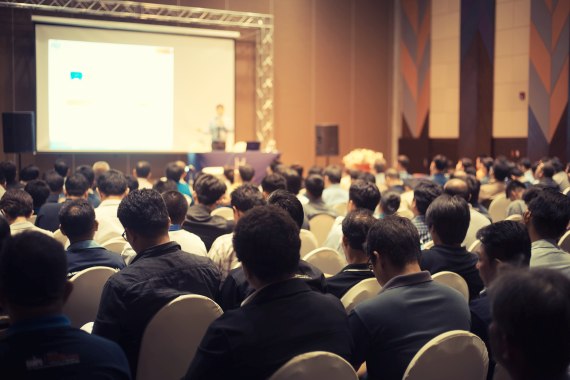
[
  {"left": 430, "top": 154, "right": 449, "bottom": 186},
  {"left": 488, "top": 269, "right": 570, "bottom": 380},
  {"left": 24, "top": 179, "right": 50, "bottom": 215},
  {"left": 165, "top": 161, "right": 193, "bottom": 202},
  {"left": 421, "top": 194, "right": 484, "bottom": 300},
  {"left": 479, "top": 159, "right": 510, "bottom": 205},
  {"left": 411, "top": 180, "right": 443, "bottom": 246},
  {"left": 260, "top": 173, "right": 287, "bottom": 198},
  {"left": 327, "top": 209, "right": 375, "bottom": 299},
  {"left": 60, "top": 199, "right": 126, "bottom": 277},
  {"left": 0, "top": 190, "right": 52, "bottom": 236},
  {"left": 350, "top": 216, "right": 470, "bottom": 380},
  {"left": 133, "top": 161, "right": 152, "bottom": 190},
  {"left": 525, "top": 189, "right": 570, "bottom": 277},
  {"left": 93, "top": 189, "right": 221, "bottom": 374},
  {"left": 185, "top": 206, "right": 352, "bottom": 380},
  {"left": 322, "top": 165, "right": 348, "bottom": 206},
  {"left": 0, "top": 231, "right": 131, "bottom": 379},
  {"left": 44, "top": 170, "right": 64, "bottom": 203},
  {"left": 303, "top": 174, "right": 337, "bottom": 219},
  {"left": 183, "top": 174, "right": 234, "bottom": 250},
  {"left": 505, "top": 180, "right": 527, "bottom": 216},
  {"left": 94, "top": 170, "right": 129, "bottom": 244}
]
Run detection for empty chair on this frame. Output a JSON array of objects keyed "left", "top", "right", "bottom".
[
  {"left": 333, "top": 202, "right": 348, "bottom": 217},
  {"left": 432, "top": 271, "right": 469, "bottom": 301},
  {"left": 504, "top": 214, "right": 523, "bottom": 222},
  {"left": 309, "top": 214, "right": 336, "bottom": 246},
  {"left": 300, "top": 229, "right": 319, "bottom": 258},
  {"left": 100, "top": 236, "right": 128, "bottom": 254},
  {"left": 488, "top": 194, "right": 511, "bottom": 223},
  {"left": 402, "top": 330, "right": 488, "bottom": 380},
  {"left": 211, "top": 206, "right": 234, "bottom": 220},
  {"left": 137, "top": 294, "right": 223, "bottom": 380},
  {"left": 269, "top": 351, "right": 358, "bottom": 380},
  {"left": 303, "top": 247, "right": 346, "bottom": 275},
  {"left": 62, "top": 266, "right": 116, "bottom": 328},
  {"left": 468, "top": 239, "right": 482, "bottom": 254},
  {"left": 423, "top": 240, "right": 435, "bottom": 249},
  {"left": 558, "top": 230, "right": 570, "bottom": 253},
  {"left": 340, "top": 278, "right": 381, "bottom": 313}
]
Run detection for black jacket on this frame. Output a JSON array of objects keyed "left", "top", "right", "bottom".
[{"left": 183, "top": 204, "right": 234, "bottom": 250}]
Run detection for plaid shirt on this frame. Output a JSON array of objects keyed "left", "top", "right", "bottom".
[
  {"left": 412, "top": 215, "right": 431, "bottom": 246},
  {"left": 208, "top": 233, "right": 240, "bottom": 282}
]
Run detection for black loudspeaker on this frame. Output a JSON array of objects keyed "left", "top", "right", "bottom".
[
  {"left": 2, "top": 112, "right": 36, "bottom": 153},
  {"left": 316, "top": 124, "right": 339, "bottom": 156}
]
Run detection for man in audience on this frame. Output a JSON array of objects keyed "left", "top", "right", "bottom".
[
  {"left": 238, "top": 164, "right": 255, "bottom": 183},
  {"left": 60, "top": 199, "right": 125, "bottom": 277},
  {"left": 44, "top": 170, "right": 64, "bottom": 203},
  {"left": 92, "top": 161, "right": 110, "bottom": 183},
  {"left": 396, "top": 154, "right": 411, "bottom": 180},
  {"left": 379, "top": 191, "right": 401, "bottom": 218},
  {"left": 350, "top": 216, "right": 470, "bottom": 380},
  {"left": 260, "top": 173, "right": 287, "bottom": 198},
  {"left": 19, "top": 165, "right": 40, "bottom": 186},
  {"left": 0, "top": 231, "right": 131, "bottom": 379},
  {"left": 93, "top": 170, "right": 129, "bottom": 244},
  {"left": 0, "top": 161, "right": 22, "bottom": 190},
  {"left": 525, "top": 189, "right": 570, "bottom": 276},
  {"left": 505, "top": 180, "right": 527, "bottom": 217},
  {"left": 373, "top": 158, "right": 387, "bottom": 188},
  {"left": 133, "top": 161, "right": 153, "bottom": 189},
  {"left": 421, "top": 194, "right": 484, "bottom": 300},
  {"left": 552, "top": 157, "right": 570, "bottom": 191},
  {"left": 327, "top": 209, "right": 375, "bottom": 299},
  {"left": 535, "top": 161, "right": 560, "bottom": 190},
  {"left": 76, "top": 164, "right": 101, "bottom": 208},
  {"left": 165, "top": 161, "right": 192, "bottom": 200},
  {"left": 183, "top": 174, "right": 233, "bottom": 250},
  {"left": 488, "top": 269, "right": 570, "bottom": 380},
  {"left": 430, "top": 154, "right": 449, "bottom": 186},
  {"left": 54, "top": 159, "right": 69, "bottom": 179},
  {"left": 384, "top": 168, "right": 406, "bottom": 194},
  {"left": 322, "top": 165, "right": 348, "bottom": 207},
  {"left": 185, "top": 206, "right": 352, "bottom": 380},
  {"left": 209, "top": 184, "right": 266, "bottom": 281},
  {"left": 36, "top": 173, "right": 90, "bottom": 232},
  {"left": 282, "top": 167, "right": 306, "bottom": 204},
  {"left": 518, "top": 157, "right": 535, "bottom": 184},
  {"left": 411, "top": 180, "right": 443, "bottom": 246},
  {"left": 470, "top": 221, "right": 531, "bottom": 379},
  {"left": 0, "top": 190, "right": 53, "bottom": 236},
  {"left": 93, "top": 189, "right": 220, "bottom": 374},
  {"left": 479, "top": 159, "right": 510, "bottom": 205},
  {"left": 24, "top": 179, "right": 50, "bottom": 215},
  {"left": 303, "top": 174, "right": 337, "bottom": 219}
]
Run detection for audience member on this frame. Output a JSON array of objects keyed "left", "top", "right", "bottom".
[
  {"left": 44, "top": 170, "right": 65, "bottom": 203},
  {"left": 282, "top": 168, "right": 306, "bottom": 204},
  {"left": 535, "top": 161, "right": 560, "bottom": 190},
  {"left": 185, "top": 206, "right": 352, "bottom": 380},
  {"left": 476, "top": 156, "right": 494, "bottom": 185},
  {"left": 518, "top": 157, "right": 534, "bottom": 184},
  {"left": 238, "top": 164, "right": 255, "bottom": 183},
  {"left": 0, "top": 161, "right": 21, "bottom": 190},
  {"left": 93, "top": 169, "right": 129, "bottom": 243},
  {"left": 133, "top": 161, "right": 152, "bottom": 189},
  {"left": 322, "top": 165, "right": 348, "bottom": 206},
  {"left": 152, "top": 178, "right": 178, "bottom": 194},
  {"left": 165, "top": 161, "right": 193, "bottom": 201},
  {"left": 54, "top": 159, "right": 69, "bottom": 178},
  {"left": 551, "top": 157, "right": 570, "bottom": 191},
  {"left": 260, "top": 173, "right": 287, "bottom": 198},
  {"left": 0, "top": 231, "right": 131, "bottom": 379},
  {"left": 384, "top": 168, "right": 405, "bottom": 194},
  {"left": 379, "top": 191, "right": 401, "bottom": 218},
  {"left": 93, "top": 189, "right": 220, "bottom": 374},
  {"left": 396, "top": 154, "right": 411, "bottom": 179},
  {"left": 411, "top": 180, "right": 442, "bottom": 245},
  {"left": 76, "top": 164, "right": 101, "bottom": 208},
  {"left": 303, "top": 174, "right": 336, "bottom": 219},
  {"left": 0, "top": 190, "right": 52, "bottom": 236},
  {"left": 505, "top": 180, "right": 527, "bottom": 216},
  {"left": 92, "top": 161, "right": 110, "bottom": 183},
  {"left": 430, "top": 154, "right": 448, "bottom": 186},
  {"left": 24, "top": 179, "right": 50, "bottom": 214},
  {"left": 19, "top": 164, "right": 40, "bottom": 185},
  {"left": 463, "top": 174, "right": 491, "bottom": 218},
  {"left": 125, "top": 175, "right": 139, "bottom": 193},
  {"left": 456, "top": 157, "right": 474, "bottom": 172},
  {"left": 350, "top": 216, "right": 470, "bottom": 380},
  {"left": 373, "top": 157, "right": 387, "bottom": 187},
  {"left": 479, "top": 159, "right": 510, "bottom": 205}
]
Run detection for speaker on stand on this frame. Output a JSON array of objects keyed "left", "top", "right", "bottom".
[
  {"left": 316, "top": 124, "right": 339, "bottom": 166},
  {"left": 2, "top": 112, "right": 37, "bottom": 171}
]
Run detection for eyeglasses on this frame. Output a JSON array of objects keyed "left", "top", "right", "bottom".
[{"left": 122, "top": 230, "right": 128, "bottom": 241}]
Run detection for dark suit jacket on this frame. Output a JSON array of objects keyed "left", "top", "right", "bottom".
[
  {"left": 183, "top": 204, "right": 234, "bottom": 250},
  {"left": 327, "top": 263, "right": 375, "bottom": 299},
  {"left": 35, "top": 200, "right": 67, "bottom": 232},
  {"left": 185, "top": 279, "right": 353, "bottom": 380}
]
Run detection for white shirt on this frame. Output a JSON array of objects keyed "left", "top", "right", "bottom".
[
  {"left": 531, "top": 239, "right": 570, "bottom": 277},
  {"left": 208, "top": 233, "right": 241, "bottom": 281},
  {"left": 10, "top": 221, "right": 53, "bottom": 237},
  {"left": 463, "top": 206, "right": 491, "bottom": 250},
  {"left": 137, "top": 177, "right": 153, "bottom": 190},
  {"left": 94, "top": 199, "right": 123, "bottom": 244},
  {"left": 322, "top": 216, "right": 345, "bottom": 256}
]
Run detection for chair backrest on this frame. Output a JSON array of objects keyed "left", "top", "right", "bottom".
[
  {"left": 100, "top": 236, "right": 128, "bottom": 254},
  {"left": 467, "top": 239, "right": 482, "bottom": 253},
  {"left": 333, "top": 202, "right": 348, "bottom": 217},
  {"left": 300, "top": 229, "right": 319, "bottom": 258},
  {"left": 62, "top": 266, "right": 116, "bottom": 328},
  {"left": 303, "top": 247, "right": 347, "bottom": 275},
  {"left": 53, "top": 229, "right": 70, "bottom": 248},
  {"left": 269, "top": 351, "right": 358, "bottom": 380},
  {"left": 504, "top": 214, "right": 523, "bottom": 222},
  {"left": 558, "top": 230, "right": 570, "bottom": 253},
  {"left": 309, "top": 214, "right": 336, "bottom": 246},
  {"left": 488, "top": 194, "right": 511, "bottom": 223},
  {"left": 564, "top": 186, "right": 570, "bottom": 195},
  {"left": 423, "top": 240, "right": 435, "bottom": 249},
  {"left": 137, "top": 294, "right": 223, "bottom": 380},
  {"left": 211, "top": 206, "right": 234, "bottom": 220},
  {"left": 402, "top": 330, "right": 488, "bottom": 380},
  {"left": 432, "top": 271, "right": 469, "bottom": 301},
  {"left": 340, "top": 278, "right": 381, "bottom": 313}
]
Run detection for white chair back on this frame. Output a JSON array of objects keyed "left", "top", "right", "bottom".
[
  {"left": 53, "top": 229, "right": 70, "bottom": 248},
  {"left": 137, "top": 295, "right": 223, "bottom": 380},
  {"left": 558, "top": 230, "right": 570, "bottom": 253},
  {"left": 340, "top": 278, "right": 381, "bottom": 312},
  {"left": 563, "top": 186, "right": 570, "bottom": 195},
  {"left": 423, "top": 240, "right": 435, "bottom": 249},
  {"left": 211, "top": 207, "right": 234, "bottom": 220},
  {"left": 300, "top": 229, "right": 319, "bottom": 258},
  {"left": 333, "top": 203, "right": 348, "bottom": 217},
  {"left": 269, "top": 351, "right": 358, "bottom": 380},
  {"left": 432, "top": 271, "right": 469, "bottom": 301},
  {"left": 63, "top": 266, "right": 116, "bottom": 328},
  {"left": 303, "top": 247, "right": 346, "bottom": 275},
  {"left": 504, "top": 214, "right": 523, "bottom": 222},
  {"left": 309, "top": 214, "right": 336, "bottom": 246},
  {"left": 402, "top": 330, "right": 488, "bottom": 380},
  {"left": 100, "top": 236, "right": 128, "bottom": 254},
  {"left": 488, "top": 194, "right": 511, "bottom": 223},
  {"left": 468, "top": 239, "right": 482, "bottom": 253}
]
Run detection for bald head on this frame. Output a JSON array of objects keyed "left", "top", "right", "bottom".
[{"left": 444, "top": 178, "right": 470, "bottom": 201}]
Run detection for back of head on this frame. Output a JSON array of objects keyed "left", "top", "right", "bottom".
[
  {"left": 92, "top": 161, "right": 110, "bottom": 180},
  {"left": 518, "top": 157, "right": 531, "bottom": 170},
  {"left": 541, "top": 162, "right": 555, "bottom": 178},
  {"left": 282, "top": 168, "right": 302, "bottom": 195},
  {"left": 324, "top": 165, "right": 343, "bottom": 184},
  {"left": 426, "top": 194, "right": 470, "bottom": 245},
  {"left": 20, "top": 165, "right": 40, "bottom": 182},
  {"left": 118, "top": 189, "right": 170, "bottom": 237},
  {"left": 0, "top": 190, "right": 33, "bottom": 219},
  {"left": 231, "top": 183, "right": 266, "bottom": 213},
  {"left": 432, "top": 154, "right": 448, "bottom": 171},
  {"left": 385, "top": 168, "right": 400, "bottom": 180},
  {"left": 304, "top": 174, "right": 325, "bottom": 198},
  {"left": 465, "top": 175, "right": 481, "bottom": 205},
  {"left": 493, "top": 160, "right": 510, "bottom": 181},
  {"left": 135, "top": 161, "right": 151, "bottom": 178},
  {"left": 505, "top": 180, "right": 525, "bottom": 198},
  {"left": 238, "top": 164, "right": 255, "bottom": 182},
  {"left": 65, "top": 173, "right": 90, "bottom": 197},
  {"left": 153, "top": 178, "right": 179, "bottom": 194},
  {"left": 54, "top": 159, "right": 69, "bottom": 178},
  {"left": 307, "top": 166, "right": 323, "bottom": 176},
  {"left": 45, "top": 170, "right": 64, "bottom": 193},
  {"left": 233, "top": 205, "right": 300, "bottom": 283},
  {"left": 397, "top": 155, "right": 410, "bottom": 170},
  {"left": 489, "top": 269, "right": 570, "bottom": 376},
  {"left": 165, "top": 162, "right": 184, "bottom": 182},
  {"left": 161, "top": 190, "right": 188, "bottom": 225},
  {"left": 476, "top": 221, "right": 531, "bottom": 266},
  {"left": 290, "top": 164, "right": 304, "bottom": 178},
  {"left": 194, "top": 174, "right": 227, "bottom": 206},
  {"left": 0, "top": 231, "right": 67, "bottom": 307},
  {"left": 551, "top": 157, "right": 564, "bottom": 173},
  {"left": 261, "top": 173, "right": 287, "bottom": 195},
  {"left": 349, "top": 179, "right": 381, "bottom": 211},
  {"left": 59, "top": 199, "right": 96, "bottom": 239},
  {"left": 379, "top": 191, "right": 401, "bottom": 216},
  {"left": 358, "top": 171, "right": 376, "bottom": 184},
  {"left": 97, "top": 169, "right": 128, "bottom": 196},
  {"left": 342, "top": 209, "right": 376, "bottom": 251},
  {"left": 267, "top": 189, "right": 304, "bottom": 228},
  {"left": 24, "top": 180, "right": 50, "bottom": 210},
  {"left": 0, "top": 161, "right": 17, "bottom": 183},
  {"left": 373, "top": 158, "right": 387, "bottom": 174},
  {"left": 522, "top": 186, "right": 542, "bottom": 204},
  {"left": 366, "top": 216, "right": 421, "bottom": 269},
  {"left": 413, "top": 180, "right": 443, "bottom": 215},
  {"left": 443, "top": 178, "right": 470, "bottom": 201},
  {"left": 75, "top": 165, "right": 95, "bottom": 187},
  {"left": 527, "top": 189, "right": 570, "bottom": 239},
  {"left": 125, "top": 175, "right": 139, "bottom": 192}
]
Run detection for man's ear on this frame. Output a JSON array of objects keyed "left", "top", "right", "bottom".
[
  {"left": 523, "top": 210, "right": 531, "bottom": 226},
  {"left": 342, "top": 235, "right": 349, "bottom": 248},
  {"left": 93, "top": 219, "right": 99, "bottom": 232}
]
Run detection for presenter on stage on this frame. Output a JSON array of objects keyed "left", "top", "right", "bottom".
[{"left": 209, "top": 104, "right": 234, "bottom": 151}]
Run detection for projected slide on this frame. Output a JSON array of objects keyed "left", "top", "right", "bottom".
[{"left": 48, "top": 39, "right": 174, "bottom": 151}]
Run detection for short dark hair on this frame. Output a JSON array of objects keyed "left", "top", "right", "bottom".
[
  {"left": 231, "top": 184, "right": 266, "bottom": 213},
  {"left": 366, "top": 216, "right": 421, "bottom": 269},
  {"left": 238, "top": 164, "right": 255, "bottom": 182},
  {"left": 379, "top": 191, "right": 401, "bottom": 216},
  {"left": 24, "top": 180, "right": 50, "bottom": 210},
  {"left": 324, "top": 165, "right": 342, "bottom": 184},
  {"left": 65, "top": 173, "right": 90, "bottom": 197},
  {"left": 349, "top": 180, "right": 381, "bottom": 211},
  {"left": 125, "top": 175, "right": 139, "bottom": 192},
  {"left": 459, "top": 157, "right": 473, "bottom": 169},
  {"left": 267, "top": 189, "right": 304, "bottom": 228},
  {"left": 465, "top": 175, "right": 481, "bottom": 206},
  {"left": 307, "top": 166, "right": 324, "bottom": 176},
  {"left": 161, "top": 190, "right": 188, "bottom": 225},
  {"left": 342, "top": 209, "right": 376, "bottom": 251},
  {"left": 305, "top": 174, "right": 325, "bottom": 198},
  {"left": 59, "top": 199, "right": 96, "bottom": 238},
  {"left": 261, "top": 173, "right": 287, "bottom": 194},
  {"left": 426, "top": 194, "right": 470, "bottom": 245},
  {"left": 414, "top": 180, "right": 443, "bottom": 215},
  {"left": 518, "top": 157, "right": 531, "bottom": 170},
  {"left": 506, "top": 180, "right": 526, "bottom": 198},
  {"left": 0, "top": 161, "right": 17, "bottom": 183},
  {"left": 282, "top": 168, "right": 302, "bottom": 195},
  {"left": 358, "top": 172, "right": 376, "bottom": 184},
  {"left": 19, "top": 165, "right": 40, "bottom": 182},
  {"left": 489, "top": 269, "right": 570, "bottom": 376},
  {"left": 0, "top": 231, "right": 67, "bottom": 306},
  {"left": 165, "top": 162, "right": 184, "bottom": 182},
  {"left": 54, "top": 159, "right": 69, "bottom": 177},
  {"left": 118, "top": 189, "right": 169, "bottom": 237},
  {"left": 522, "top": 186, "right": 542, "bottom": 204},
  {"left": 75, "top": 165, "right": 95, "bottom": 187},
  {"left": 193, "top": 174, "right": 226, "bottom": 205},
  {"left": 0, "top": 190, "right": 33, "bottom": 218},
  {"left": 398, "top": 155, "right": 410, "bottom": 169},
  {"left": 290, "top": 164, "right": 304, "bottom": 178},
  {"left": 233, "top": 205, "right": 300, "bottom": 283},
  {"left": 476, "top": 221, "right": 531, "bottom": 266},
  {"left": 135, "top": 161, "right": 151, "bottom": 178},
  {"left": 432, "top": 155, "right": 448, "bottom": 171},
  {"left": 97, "top": 169, "right": 128, "bottom": 196},
  {"left": 45, "top": 170, "right": 64, "bottom": 193},
  {"left": 541, "top": 162, "right": 555, "bottom": 178},
  {"left": 153, "top": 178, "right": 178, "bottom": 194},
  {"left": 493, "top": 160, "right": 510, "bottom": 181},
  {"left": 527, "top": 189, "right": 570, "bottom": 239}
]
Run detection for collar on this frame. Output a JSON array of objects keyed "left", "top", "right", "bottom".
[
  {"left": 342, "top": 263, "right": 372, "bottom": 272},
  {"left": 131, "top": 241, "right": 181, "bottom": 264},
  {"left": 381, "top": 271, "right": 432, "bottom": 292},
  {"left": 532, "top": 239, "right": 559, "bottom": 249},
  {"left": 241, "top": 278, "right": 310, "bottom": 307},
  {"left": 67, "top": 240, "right": 102, "bottom": 251},
  {"left": 98, "top": 199, "right": 122, "bottom": 207},
  {"left": 169, "top": 224, "right": 182, "bottom": 232},
  {"left": 10, "top": 221, "right": 34, "bottom": 229},
  {"left": 7, "top": 315, "right": 70, "bottom": 337}
]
